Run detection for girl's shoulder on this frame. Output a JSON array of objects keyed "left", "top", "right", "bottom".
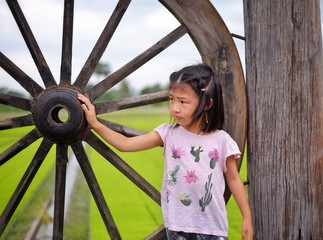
[
  {"left": 155, "top": 125, "right": 236, "bottom": 143},
  {"left": 154, "top": 123, "right": 173, "bottom": 132},
  {"left": 215, "top": 129, "right": 233, "bottom": 138},
  {"left": 214, "top": 130, "right": 238, "bottom": 143},
  {"left": 155, "top": 125, "right": 233, "bottom": 139},
  {"left": 154, "top": 123, "right": 176, "bottom": 140}
]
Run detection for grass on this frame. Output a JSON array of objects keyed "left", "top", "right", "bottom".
[
  {"left": 0, "top": 107, "right": 248, "bottom": 239},
  {"left": 0, "top": 126, "right": 55, "bottom": 239}
]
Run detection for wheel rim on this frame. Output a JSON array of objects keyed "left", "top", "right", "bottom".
[{"left": 0, "top": 0, "right": 246, "bottom": 239}]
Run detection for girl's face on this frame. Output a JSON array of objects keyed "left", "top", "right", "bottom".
[{"left": 169, "top": 84, "right": 201, "bottom": 133}]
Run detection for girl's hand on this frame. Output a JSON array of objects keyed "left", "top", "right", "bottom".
[
  {"left": 241, "top": 216, "right": 254, "bottom": 240},
  {"left": 77, "top": 93, "right": 99, "bottom": 128},
  {"left": 77, "top": 93, "right": 162, "bottom": 152}
]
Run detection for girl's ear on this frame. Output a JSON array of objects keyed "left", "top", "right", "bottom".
[{"left": 205, "top": 98, "right": 213, "bottom": 110}]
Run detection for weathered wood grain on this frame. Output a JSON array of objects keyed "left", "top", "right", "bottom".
[{"left": 244, "top": 0, "right": 323, "bottom": 238}]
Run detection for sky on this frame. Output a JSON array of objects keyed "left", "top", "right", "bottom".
[{"left": 0, "top": 0, "right": 322, "bottom": 96}]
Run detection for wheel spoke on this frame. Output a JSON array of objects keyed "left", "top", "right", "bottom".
[
  {"left": 0, "top": 52, "right": 43, "bottom": 96},
  {"left": 6, "top": 0, "right": 56, "bottom": 87},
  {"left": 97, "top": 118, "right": 146, "bottom": 137},
  {"left": 0, "top": 139, "right": 53, "bottom": 235},
  {"left": 60, "top": 0, "right": 74, "bottom": 84},
  {"left": 87, "top": 25, "right": 188, "bottom": 100},
  {"left": 84, "top": 132, "right": 161, "bottom": 205},
  {"left": 71, "top": 141, "right": 121, "bottom": 239},
  {"left": 53, "top": 144, "right": 68, "bottom": 240},
  {"left": 231, "top": 33, "right": 246, "bottom": 40},
  {"left": 0, "top": 114, "right": 34, "bottom": 130},
  {"left": 0, "top": 129, "right": 42, "bottom": 166},
  {"left": 0, "top": 93, "right": 32, "bottom": 111},
  {"left": 95, "top": 90, "right": 168, "bottom": 114},
  {"left": 73, "top": 0, "right": 131, "bottom": 89},
  {"left": 144, "top": 225, "right": 166, "bottom": 240}
]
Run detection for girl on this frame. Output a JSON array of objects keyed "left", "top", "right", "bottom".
[{"left": 77, "top": 63, "right": 254, "bottom": 240}]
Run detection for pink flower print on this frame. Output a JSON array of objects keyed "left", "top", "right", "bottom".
[
  {"left": 171, "top": 145, "right": 184, "bottom": 159},
  {"left": 208, "top": 148, "right": 219, "bottom": 160},
  {"left": 184, "top": 170, "right": 199, "bottom": 184},
  {"left": 208, "top": 148, "right": 219, "bottom": 169}
]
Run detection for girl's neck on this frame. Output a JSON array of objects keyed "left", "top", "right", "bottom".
[
  {"left": 182, "top": 119, "right": 205, "bottom": 135},
  {"left": 180, "top": 116, "right": 219, "bottom": 135},
  {"left": 181, "top": 124, "right": 219, "bottom": 135},
  {"left": 182, "top": 124, "right": 201, "bottom": 134}
]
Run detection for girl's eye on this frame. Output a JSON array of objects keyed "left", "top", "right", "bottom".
[{"left": 169, "top": 97, "right": 174, "bottom": 102}]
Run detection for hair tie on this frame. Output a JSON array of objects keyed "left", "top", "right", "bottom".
[{"left": 201, "top": 88, "right": 206, "bottom": 92}]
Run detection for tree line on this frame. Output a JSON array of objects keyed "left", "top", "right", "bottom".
[{"left": 0, "top": 62, "right": 167, "bottom": 111}]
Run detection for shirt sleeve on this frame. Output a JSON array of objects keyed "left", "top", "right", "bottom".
[
  {"left": 154, "top": 123, "right": 170, "bottom": 144},
  {"left": 226, "top": 140, "right": 241, "bottom": 159},
  {"left": 223, "top": 133, "right": 241, "bottom": 173}
]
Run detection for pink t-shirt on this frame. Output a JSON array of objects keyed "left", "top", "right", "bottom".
[{"left": 155, "top": 124, "right": 240, "bottom": 236}]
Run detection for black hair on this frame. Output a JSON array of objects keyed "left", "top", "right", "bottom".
[{"left": 169, "top": 63, "right": 224, "bottom": 132}]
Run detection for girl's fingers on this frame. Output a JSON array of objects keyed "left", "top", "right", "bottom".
[
  {"left": 81, "top": 103, "right": 89, "bottom": 111},
  {"left": 77, "top": 94, "right": 96, "bottom": 117},
  {"left": 77, "top": 94, "right": 91, "bottom": 108},
  {"left": 241, "top": 231, "right": 246, "bottom": 240},
  {"left": 77, "top": 93, "right": 87, "bottom": 102}
]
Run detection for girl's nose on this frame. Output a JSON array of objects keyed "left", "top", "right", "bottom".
[{"left": 171, "top": 103, "right": 180, "bottom": 113}]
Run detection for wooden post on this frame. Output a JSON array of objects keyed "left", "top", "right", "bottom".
[{"left": 244, "top": 0, "right": 323, "bottom": 238}]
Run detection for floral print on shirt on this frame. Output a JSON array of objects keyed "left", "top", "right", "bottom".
[
  {"left": 184, "top": 170, "right": 199, "bottom": 184},
  {"left": 171, "top": 145, "right": 185, "bottom": 159},
  {"left": 208, "top": 148, "right": 220, "bottom": 169},
  {"left": 167, "top": 143, "right": 219, "bottom": 212}
]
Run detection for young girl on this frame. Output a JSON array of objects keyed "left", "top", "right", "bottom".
[{"left": 78, "top": 63, "right": 254, "bottom": 240}]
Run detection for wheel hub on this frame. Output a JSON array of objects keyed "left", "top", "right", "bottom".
[{"left": 32, "top": 86, "right": 88, "bottom": 143}]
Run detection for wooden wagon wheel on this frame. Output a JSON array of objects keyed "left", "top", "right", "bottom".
[{"left": 0, "top": 0, "right": 247, "bottom": 239}]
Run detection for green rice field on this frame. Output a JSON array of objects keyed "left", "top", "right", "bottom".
[{"left": 0, "top": 107, "right": 247, "bottom": 239}]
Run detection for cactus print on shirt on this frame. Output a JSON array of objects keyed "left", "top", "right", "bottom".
[{"left": 155, "top": 124, "right": 240, "bottom": 237}]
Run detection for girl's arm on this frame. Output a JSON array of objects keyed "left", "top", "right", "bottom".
[
  {"left": 77, "top": 94, "right": 163, "bottom": 152},
  {"left": 225, "top": 156, "right": 254, "bottom": 240}
]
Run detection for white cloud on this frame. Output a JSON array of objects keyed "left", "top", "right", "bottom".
[
  {"left": 1, "top": 0, "right": 321, "bottom": 96},
  {"left": 0, "top": 1, "right": 242, "bottom": 95}
]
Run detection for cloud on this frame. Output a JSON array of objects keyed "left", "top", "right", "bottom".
[
  {"left": 0, "top": 1, "right": 242, "bottom": 95},
  {"left": 1, "top": 0, "right": 322, "bottom": 96}
]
